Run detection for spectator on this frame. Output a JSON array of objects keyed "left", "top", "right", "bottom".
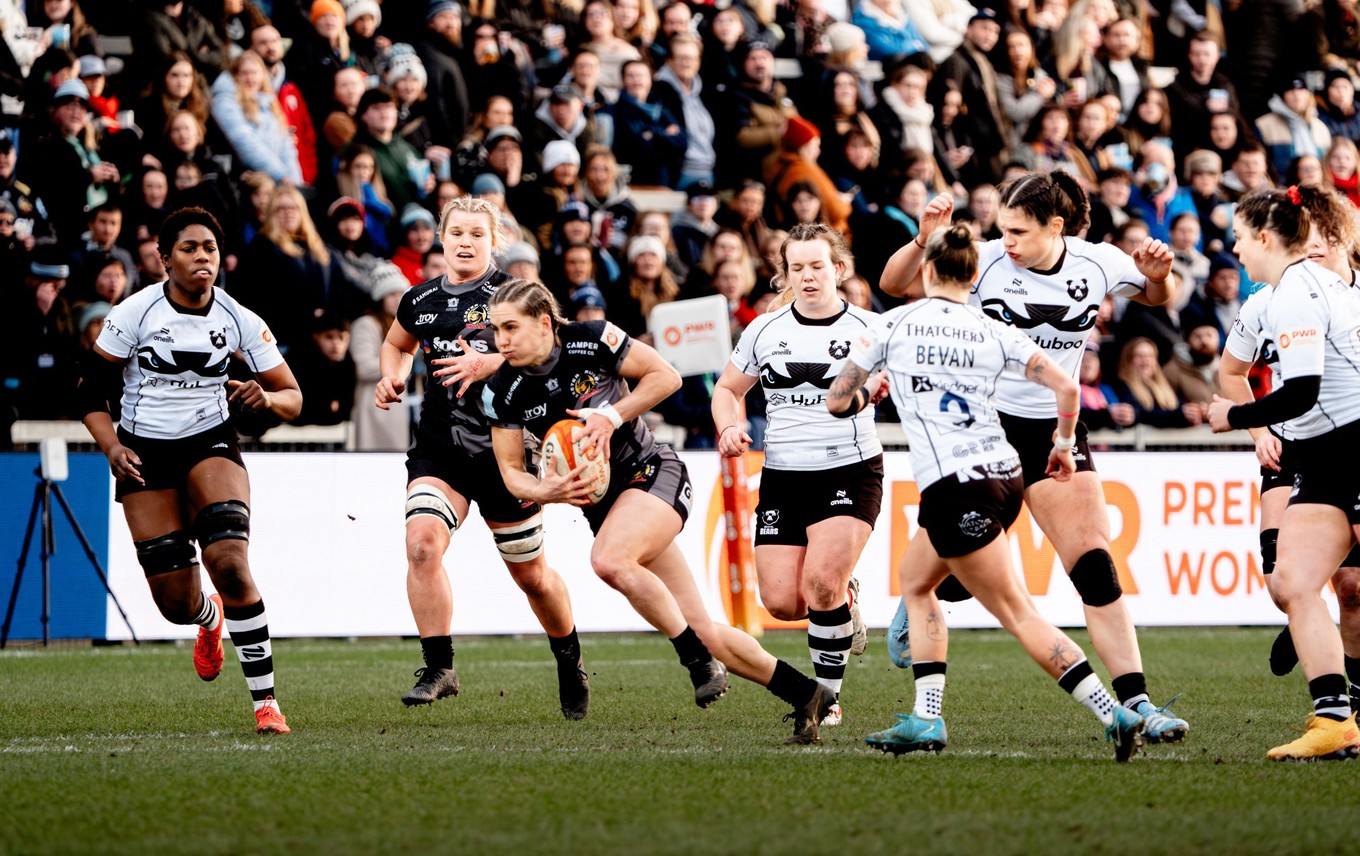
[
  {"left": 0, "top": 199, "right": 26, "bottom": 282},
  {"left": 997, "top": 26, "right": 1057, "bottom": 148},
  {"left": 1319, "top": 67, "right": 1360, "bottom": 142},
  {"left": 326, "top": 195, "right": 383, "bottom": 284},
  {"left": 123, "top": 168, "right": 172, "bottom": 253},
  {"left": 136, "top": 52, "right": 212, "bottom": 159},
  {"left": 683, "top": 227, "right": 753, "bottom": 298},
  {"left": 415, "top": 0, "right": 472, "bottom": 146},
  {"left": 608, "top": 233, "right": 678, "bottom": 337},
  {"left": 1327, "top": 136, "right": 1360, "bottom": 206},
  {"left": 1086, "top": 166, "right": 1131, "bottom": 244},
  {"left": 569, "top": 282, "right": 608, "bottom": 322},
  {"left": 318, "top": 65, "right": 366, "bottom": 161},
  {"left": 345, "top": 0, "right": 384, "bottom": 75},
  {"left": 391, "top": 203, "right": 437, "bottom": 284},
  {"left": 0, "top": 254, "right": 79, "bottom": 419},
  {"left": 1097, "top": 17, "right": 1149, "bottom": 121},
  {"left": 1220, "top": 139, "right": 1272, "bottom": 199},
  {"left": 31, "top": 79, "right": 118, "bottom": 249},
  {"left": 286, "top": 0, "right": 357, "bottom": 129},
  {"left": 1254, "top": 77, "right": 1331, "bottom": 179},
  {"left": 631, "top": 208, "right": 689, "bottom": 283},
  {"left": 352, "top": 87, "right": 430, "bottom": 215},
  {"left": 1126, "top": 140, "right": 1196, "bottom": 244},
  {"left": 521, "top": 138, "right": 583, "bottom": 247},
  {"left": 384, "top": 44, "right": 450, "bottom": 179},
  {"left": 815, "top": 68, "right": 881, "bottom": 184},
  {"left": 1021, "top": 103, "right": 1095, "bottom": 184},
  {"left": 612, "top": 59, "right": 686, "bottom": 187},
  {"left": 870, "top": 60, "right": 934, "bottom": 171},
  {"left": 580, "top": 145, "right": 637, "bottom": 253},
  {"left": 465, "top": 19, "right": 535, "bottom": 119},
  {"left": 1165, "top": 31, "right": 1240, "bottom": 152},
  {"left": 765, "top": 115, "right": 851, "bottom": 234},
  {"left": 250, "top": 23, "right": 318, "bottom": 186},
  {"left": 1179, "top": 250, "right": 1242, "bottom": 343},
  {"left": 81, "top": 252, "right": 130, "bottom": 310},
  {"left": 1168, "top": 211, "right": 1208, "bottom": 294},
  {"left": 1162, "top": 322, "right": 1222, "bottom": 406},
  {"left": 561, "top": 48, "right": 614, "bottom": 144},
  {"left": 902, "top": 0, "right": 975, "bottom": 63},
  {"left": 933, "top": 8, "right": 1008, "bottom": 179},
  {"left": 1285, "top": 153, "right": 1325, "bottom": 187},
  {"left": 1078, "top": 342, "right": 1134, "bottom": 431},
  {"left": 1123, "top": 87, "right": 1174, "bottom": 156},
  {"left": 350, "top": 261, "right": 411, "bottom": 451},
  {"left": 852, "top": 0, "right": 928, "bottom": 61},
  {"left": 648, "top": 0, "right": 693, "bottom": 67},
  {"left": 1072, "top": 98, "right": 1132, "bottom": 177},
  {"left": 529, "top": 83, "right": 603, "bottom": 172},
  {"left": 1112, "top": 336, "right": 1203, "bottom": 428},
  {"left": 579, "top": 0, "right": 641, "bottom": 98},
  {"left": 700, "top": 6, "right": 746, "bottom": 92},
  {"left": 720, "top": 39, "right": 795, "bottom": 186},
  {"left": 715, "top": 180, "right": 772, "bottom": 275},
  {"left": 671, "top": 180, "right": 720, "bottom": 269},
  {"left": 201, "top": 0, "right": 268, "bottom": 54},
  {"left": 482, "top": 124, "right": 531, "bottom": 205},
  {"left": 67, "top": 202, "right": 136, "bottom": 303},
  {"left": 0, "top": 128, "right": 49, "bottom": 245},
  {"left": 210, "top": 50, "right": 303, "bottom": 185},
  {"left": 76, "top": 299, "right": 111, "bottom": 351},
  {"left": 134, "top": 236, "right": 168, "bottom": 290},
  {"left": 77, "top": 54, "right": 121, "bottom": 134},
  {"left": 968, "top": 181, "right": 1001, "bottom": 240},
  {"left": 335, "top": 144, "right": 395, "bottom": 253},
  {"left": 134, "top": 1, "right": 227, "bottom": 88},
  {"left": 1206, "top": 109, "right": 1248, "bottom": 169},
  {"left": 237, "top": 169, "right": 274, "bottom": 246},
  {"left": 291, "top": 312, "right": 355, "bottom": 426},
  {"left": 452, "top": 93, "right": 516, "bottom": 186}
]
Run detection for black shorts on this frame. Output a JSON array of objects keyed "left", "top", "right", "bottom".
[
  {"left": 1260, "top": 433, "right": 1294, "bottom": 494},
  {"left": 114, "top": 422, "right": 245, "bottom": 502},
  {"left": 999, "top": 412, "right": 1098, "bottom": 488},
  {"left": 919, "top": 459, "right": 1025, "bottom": 558},
  {"left": 584, "top": 445, "right": 692, "bottom": 535},
  {"left": 1288, "top": 421, "right": 1360, "bottom": 523},
  {"left": 753, "top": 456, "right": 884, "bottom": 547},
  {"left": 405, "top": 424, "right": 541, "bottom": 524}
]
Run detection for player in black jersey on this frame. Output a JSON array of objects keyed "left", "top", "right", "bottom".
[
  {"left": 374, "top": 197, "right": 589, "bottom": 720},
  {"left": 484, "top": 279, "right": 838, "bottom": 743},
  {"left": 79, "top": 208, "right": 300, "bottom": 735}
]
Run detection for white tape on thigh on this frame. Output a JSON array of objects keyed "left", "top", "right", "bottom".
[
  {"left": 492, "top": 513, "right": 545, "bottom": 562},
  {"left": 405, "top": 485, "right": 459, "bottom": 534}
]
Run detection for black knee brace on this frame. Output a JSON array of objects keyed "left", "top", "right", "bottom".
[
  {"left": 934, "top": 573, "right": 975, "bottom": 603},
  {"left": 195, "top": 500, "right": 250, "bottom": 547},
  {"left": 134, "top": 530, "right": 197, "bottom": 577},
  {"left": 1069, "top": 549, "right": 1123, "bottom": 607},
  {"left": 1260, "top": 529, "right": 1279, "bottom": 576}
]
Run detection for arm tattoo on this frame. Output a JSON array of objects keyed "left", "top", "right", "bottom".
[
  {"left": 830, "top": 363, "right": 870, "bottom": 402},
  {"left": 1047, "top": 638, "right": 1081, "bottom": 673},
  {"left": 926, "top": 607, "right": 945, "bottom": 641}
]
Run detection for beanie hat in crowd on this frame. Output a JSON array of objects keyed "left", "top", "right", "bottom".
[
  {"left": 368, "top": 261, "right": 410, "bottom": 301},
  {"left": 1208, "top": 251, "right": 1239, "bottom": 277},
  {"left": 400, "top": 203, "right": 436, "bottom": 229},
  {"left": 824, "top": 22, "right": 865, "bottom": 56},
  {"left": 343, "top": 0, "right": 382, "bottom": 26},
  {"left": 327, "top": 196, "right": 366, "bottom": 221},
  {"left": 384, "top": 45, "right": 428, "bottom": 89},
  {"left": 471, "top": 173, "right": 505, "bottom": 195},
  {"left": 311, "top": 0, "right": 346, "bottom": 25},
  {"left": 542, "top": 140, "right": 581, "bottom": 174},
  {"left": 627, "top": 235, "right": 666, "bottom": 263},
  {"left": 571, "top": 284, "right": 607, "bottom": 313},
  {"left": 427, "top": 1, "right": 461, "bottom": 23},
  {"left": 499, "top": 240, "right": 540, "bottom": 270},
  {"left": 78, "top": 301, "right": 112, "bottom": 332},
  {"left": 782, "top": 115, "right": 820, "bottom": 151}
]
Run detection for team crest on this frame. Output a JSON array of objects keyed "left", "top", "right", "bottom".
[
  {"left": 209, "top": 329, "right": 226, "bottom": 348},
  {"left": 447, "top": 298, "right": 459, "bottom": 311},
  {"left": 570, "top": 370, "right": 600, "bottom": 397},
  {"left": 760, "top": 510, "right": 780, "bottom": 527},
  {"left": 828, "top": 339, "right": 851, "bottom": 359},
  {"left": 1066, "top": 278, "right": 1089, "bottom": 301},
  {"left": 546, "top": 377, "right": 559, "bottom": 393},
  {"left": 463, "top": 306, "right": 488, "bottom": 324}
]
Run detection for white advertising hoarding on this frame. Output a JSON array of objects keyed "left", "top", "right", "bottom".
[{"left": 648, "top": 295, "right": 732, "bottom": 376}]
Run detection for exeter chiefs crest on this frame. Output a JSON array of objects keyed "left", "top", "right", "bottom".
[
  {"left": 1066, "top": 278, "right": 1089, "bottom": 301},
  {"left": 828, "top": 339, "right": 851, "bottom": 359},
  {"left": 570, "top": 370, "right": 601, "bottom": 397},
  {"left": 463, "top": 305, "right": 488, "bottom": 325}
]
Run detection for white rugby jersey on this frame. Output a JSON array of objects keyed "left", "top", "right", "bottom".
[
  {"left": 731, "top": 301, "right": 883, "bottom": 471},
  {"left": 850, "top": 297, "right": 1040, "bottom": 489},
  {"left": 972, "top": 237, "right": 1148, "bottom": 417},
  {"left": 96, "top": 283, "right": 284, "bottom": 439},
  {"left": 1224, "top": 284, "right": 1283, "bottom": 433},
  {"left": 1254, "top": 260, "right": 1360, "bottom": 440}
]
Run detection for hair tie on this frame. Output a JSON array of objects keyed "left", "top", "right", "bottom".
[{"left": 1286, "top": 185, "right": 1302, "bottom": 205}]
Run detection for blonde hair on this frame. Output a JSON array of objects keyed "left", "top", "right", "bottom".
[
  {"left": 335, "top": 144, "right": 391, "bottom": 209},
  {"left": 627, "top": 239, "right": 681, "bottom": 317},
  {"left": 438, "top": 195, "right": 504, "bottom": 252},
  {"left": 1117, "top": 336, "right": 1179, "bottom": 410},
  {"left": 261, "top": 185, "right": 330, "bottom": 264},
  {"left": 231, "top": 50, "right": 286, "bottom": 127},
  {"left": 616, "top": 0, "right": 660, "bottom": 44},
  {"left": 768, "top": 222, "right": 853, "bottom": 309}
]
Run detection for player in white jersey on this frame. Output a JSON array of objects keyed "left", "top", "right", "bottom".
[
  {"left": 833, "top": 225, "right": 1145, "bottom": 760},
  {"left": 878, "top": 172, "right": 1189, "bottom": 744},
  {"left": 1219, "top": 186, "right": 1360, "bottom": 686},
  {"left": 712, "top": 223, "right": 887, "bottom": 727},
  {"left": 1208, "top": 186, "right": 1360, "bottom": 760},
  {"left": 77, "top": 208, "right": 300, "bottom": 735}
]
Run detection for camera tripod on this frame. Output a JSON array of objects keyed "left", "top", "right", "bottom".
[{"left": 1, "top": 471, "right": 137, "bottom": 647}]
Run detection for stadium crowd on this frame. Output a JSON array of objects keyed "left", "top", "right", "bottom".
[{"left": 0, "top": 0, "right": 1350, "bottom": 448}]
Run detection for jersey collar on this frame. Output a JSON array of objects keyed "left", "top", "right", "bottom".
[
  {"left": 162, "top": 281, "right": 215, "bottom": 316},
  {"left": 1028, "top": 240, "right": 1068, "bottom": 277},
  {"left": 790, "top": 300, "right": 848, "bottom": 326}
]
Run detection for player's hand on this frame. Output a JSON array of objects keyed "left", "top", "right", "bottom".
[
  {"left": 375, "top": 376, "right": 405, "bottom": 410},
  {"left": 1206, "top": 394, "right": 1236, "bottom": 433},
  {"left": 1132, "top": 237, "right": 1174, "bottom": 283},
  {"left": 538, "top": 462, "right": 596, "bottom": 506},
  {"left": 916, "top": 194, "right": 955, "bottom": 241},
  {"left": 106, "top": 443, "right": 144, "bottom": 484},
  {"left": 431, "top": 337, "right": 494, "bottom": 398},
  {"left": 867, "top": 370, "right": 890, "bottom": 404},
  {"left": 567, "top": 408, "right": 615, "bottom": 462},
  {"left": 1255, "top": 431, "right": 1282, "bottom": 472},
  {"left": 1045, "top": 447, "right": 1075, "bottom": 481},
  {"left": 227, "top": 379, "right": 273, "bottom": 413},
  {"left": 717, "top": 424, "right": 751, "bottom": 457}
]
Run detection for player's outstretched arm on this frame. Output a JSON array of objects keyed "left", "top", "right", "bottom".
[
  {"left": 1219, "top": 350, "right": 1280, "bottom": 470},
  {"left": 712, "top": 363, "right": 757, "bottom": 457},
  {"left": 879, "top": 193, "right": 954, "bottom": 298}
]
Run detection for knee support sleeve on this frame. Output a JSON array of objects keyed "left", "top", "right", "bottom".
[
  {"left": 492, "top": 513, "right": 545, "bottom": 563},
  {"left": 135, "top": 530, "right": 198, "bottom": 577},
  {"left": 1069, "top": 549, "right": 1122, "bottom": 607},
  {"left": 195, "top": 500, "right": 250, "bottom": 547},
  {"left": 405, "top": 485, "right": 459, "bottom": 534},
  {"left": 1260, "top": 529, "right": 1279, "bottom": 576}
]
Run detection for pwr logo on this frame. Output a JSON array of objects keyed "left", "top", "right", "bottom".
[{"left": 664, "top": 327, "right": 682, "bottom": 346}]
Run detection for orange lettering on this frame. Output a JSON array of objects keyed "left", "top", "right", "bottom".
[
  {"left": 888, "top": 481, "right": 921, "bottom": 597},
  {"left": 1164, "top": 481, "right": 1186, "bottom": 524},
  {"left": 1210, "top": 551, "right": 1239, "bottom": 595},
  {"left": 1165, "top": 552, "right": 1204, "bottom": 595},
  {"left": 1223, "top": 481, "right": 1245, "bottom": 525},
  {"left": 1193, "top": 482, "right": 1216, "bottom": 525},
  {"left": 1105, "top": 481, "right": 1140, "bottom": 594},
  {"left": 1246, "top": 552, "right": 1266, "bottom": 594},
  {"left": 1011, "top": 503, "right": 1059, "bottom": 596}
]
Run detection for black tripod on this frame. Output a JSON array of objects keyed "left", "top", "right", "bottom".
[{"left": 1, "top": 470, "right": 138, "bottom": 647}]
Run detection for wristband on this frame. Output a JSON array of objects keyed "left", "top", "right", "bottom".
[
  {"left": 719, "top": 424, "right": 740, "bottom": 438},
  {"left": 914, "top": 234, "right": 927, "bottom": 248},
  {"left": 579, "top": 402, "right": 623, "bottom": 430},
  {"left": 1053, "top": 434, "right": 1076, "bottom": 452},
  {"left": 1057, "top": 410, "right": 1078, "bottom": 419}
]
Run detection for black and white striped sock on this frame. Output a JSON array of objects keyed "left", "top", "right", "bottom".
[
  {"left": 808, "top": 603, "right": 853, "bottom": 695},
  {"left": 189, "top": 593, "right": 220, "bottom": 631},
  {"left": 225, "top": 600, "right": 276, "bottom": 711},
  {"left": 1310, "top": 674, "right": 1351, "bottom": 721}
]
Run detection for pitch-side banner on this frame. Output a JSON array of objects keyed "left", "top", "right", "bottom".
[{"left": 104, "top": 451, "right": 1308, "bottom": 640}]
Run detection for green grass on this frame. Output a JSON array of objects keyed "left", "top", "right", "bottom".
[{"left": 0, "top": 628, "right": 1354, "bottom": 856}]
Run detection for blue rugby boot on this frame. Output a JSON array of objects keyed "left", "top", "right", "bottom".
[
  {"left": 865, "top": 712, "right": 947, "bottom": 755},
  {"left": 1133, "top": 695, "right": 1188, "bottom": 744},
  {"left": 1106, "top": 704, "right": 1145, "bottom": 762},
  {"left": 886, "top": 598, "right": 911, "bottom": 669}
]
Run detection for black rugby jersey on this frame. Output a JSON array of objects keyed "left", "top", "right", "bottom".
[
  {"left": 396, "top": 266, "right": 511, "bottom": 451},
  {"left": 483, "top": 320, "right": 660, "bottom": 466}
]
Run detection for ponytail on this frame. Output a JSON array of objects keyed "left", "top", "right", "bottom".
[{"left": 924, "top": 224, "right": 978, "bottom": 286}]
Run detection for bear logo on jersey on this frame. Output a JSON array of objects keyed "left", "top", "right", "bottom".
[
  {"left": 828, "top": 340, "right": 851, "bottom": 359},
  {"left": 758, "top": 509, "right": 780, "bottom": 534},
  {"left": 1066, "top": 278, "right": 1089, "bottom": 301},
  {"left": 209, "top": 329, "right": 227, "bottom": 349}
]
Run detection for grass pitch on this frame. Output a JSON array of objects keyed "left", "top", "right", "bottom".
[{"left": 1, "top": 627, "right": 1354, "bottom": 856}]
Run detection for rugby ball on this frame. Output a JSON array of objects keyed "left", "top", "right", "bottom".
[{"left": 540, "top": 419, "right": 610, "bottom": 505}]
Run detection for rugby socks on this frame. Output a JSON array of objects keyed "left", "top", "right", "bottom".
[
  {"left": 1111, "top": 672, "right": 1150, "bottom": 710},
  {"left": 669, "top": 626, "right": 710, "bottom": 666},
  {"left": 224, "top": 600, "right": 277, "bottom": 711},
  {"left": 548, "top": 627, "right": 582, "bottom": 664},
  {"left": 807, "top": 603, "right": 853, "bottom": 696},
  {"left": 912, "top": 661, "right": 947, "bottom": 718},
  {"left": 190, "top": 593, "right": 220, "bottom": 630},
  {"left": 1059, "top": 659, "right": 1116, "bottom": 727},
  {"left": 1346, "top": 656, "right": 1360, "bottom": 701},
  {"left": 420, "top": 635, "right": 455, "bottom": 672},
  {"left": 767, "top": 658, "right": 820, "bottom": 707},
  {"left": 1309, "top": 674, "right": 1351, "bottom": 721}
]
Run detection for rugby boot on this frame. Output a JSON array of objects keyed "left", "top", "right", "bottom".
[{"left": 402, "top": 666, "right": 460, "bottom": 706}]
